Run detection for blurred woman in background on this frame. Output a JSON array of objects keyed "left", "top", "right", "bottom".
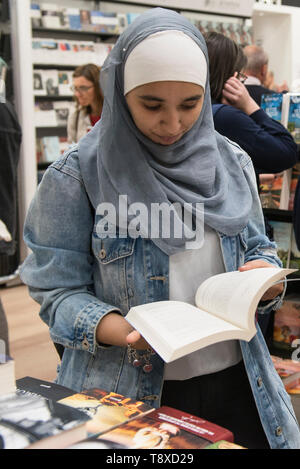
[{"left": 67, "top": 63, "right": 103, "bottom": 144}]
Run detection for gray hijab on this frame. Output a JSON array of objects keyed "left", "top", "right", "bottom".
[{"left": 78, "top": 8, "right": 254, "bottom": 256}]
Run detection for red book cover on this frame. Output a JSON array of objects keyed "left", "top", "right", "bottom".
[{"left": 91, "top": 405, "right": 234, "bottom": 449}]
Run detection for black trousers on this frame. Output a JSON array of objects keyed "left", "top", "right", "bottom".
[{"left": 161, "top": 360, "right": 270, "bottom": 449}]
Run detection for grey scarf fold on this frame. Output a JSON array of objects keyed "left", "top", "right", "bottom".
[{"left": 78, "top": 8, "right": 253, "bottom": 255}]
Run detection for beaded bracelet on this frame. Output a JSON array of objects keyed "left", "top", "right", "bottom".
[{"left": 127, "top": 345, "right": 155, "bottom": 373}]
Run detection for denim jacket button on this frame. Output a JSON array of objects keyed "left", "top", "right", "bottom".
[
  {"left": 99, "top": 249, "right": 106, "bottom": 259},
  {"left": 275, "top": 426, "right": 283, "bottom": 437},
  {"left": 82, "top": 337, "right": 89, "bottom": 350},
  {"left": 257, "top": 377, "right": 263, "bottom": 387}
]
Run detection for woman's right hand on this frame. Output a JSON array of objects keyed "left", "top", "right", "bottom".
[
  {"left": 96, "top": 312, "right": 150, "bottom": 350},
  {"left": 221, "top": 74, "right": 259, "bottom": 116},
  {"left": 126, "top": 330, "right": 151, "bottom": 350},
  {"left": 96, "top": 312, "right": 134, "bottom": 347}
]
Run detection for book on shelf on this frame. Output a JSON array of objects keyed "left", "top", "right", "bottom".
[
  {"left": 43, "top": 69, "right": 59, "bottom": 96},
  {"left": 34, "top": 69, "right": 73, "bottom": 97},
  {"left": 289, "top": 231, "right": 300, "bottom": 271},
  {"left": 64, "top": 8, "right": 81, "bottom": 30},
  {"left": 35, "top": 101, "right": 57, "bottom": 127},
  {"left": 58, "top": 136, "right": 69, "bottom": 155},
  {"left": 0, "top": 391, "right": 90, "bottom": 449},
  {"left": 33, "top": 70, "right": 46, "bottom": 96},
  {"left": 36, "top": 137, "right": 43, "bottom": 163},
  {"left": 126, "top": 267, "right": 295, "bottom": 363},
  {"left": 282, "top": 93, "right": 300, "bottom": 145},
  {"left": 261, "top": 93, "right": 283, "bottom": 122},
  {"left": 196, "top": 19, "right": 252, "bottom": 46},
  {"left": 271, "top": 356, "right": 300, "bottom": 399},
  {"left": 94, "top": 43, "right": 115, "bottom": 66},
  {"left": 70, "top": 406, "right": 234, "bottom": 449},
  {"left": 272, "top": 294, "right": 300, "bottom": 354},
  {"left": 268, "top": 220, "right": 293, "bottom": 268},
  {"left": 35, "top": 100, "right": 73, "bottom": 128},
  {"left": 30, "top": 3, "right": 42, "bottom": 28},
  {"left": 40, "top": 136, "right": 60, "bottom": 163},
  {"left": 89, "top": 11, "right": 119, "bottom": 34},
  {"left": 16, "top": 376, "right": 153, "bottom": 438},
  {"left": 80, "top": 9, "right": 92, "bottom": 31},
  {"left": 32, "top": 38, "right": 100, "bottom": 66},
  {"left": 0, "top": 355, "right": 16, "bottom": 397},
  {"left": 288, "top": 162, "right": 300, "bottom": 211},
  {"left": 117, "top": 13, "right": 128, "bottom": 34},
  {"left": 259, "top": 171, "right": 291, "bottom": 210},
  {"left": 40, "top": 3, "right": 63, "bottom": 29},
  {"left": 58, "top": 70, "right": 74, "bottom": 96},
  {"left": 37, "top": 136, "right": 70, "bottom": 164},
  {"left": 53, "top": 100, "right": 72, "bottom": 126}
]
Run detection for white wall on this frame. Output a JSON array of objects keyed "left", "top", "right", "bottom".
[{"left": 252, "top": 3, "right": 300, "bottom": 88}]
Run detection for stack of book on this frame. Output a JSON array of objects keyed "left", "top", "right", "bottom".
[
  {"left": 9, "top": 376, "right": 245, "bottom": 450},
  {"left": 69, "top": 405, "right": 238, "bottom": 450}
]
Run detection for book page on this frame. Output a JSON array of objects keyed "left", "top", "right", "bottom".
[
  {"left": 126, "top": 301, "right": 244, "bottom": 362},
  {"left": 195, "top": 267, "right": 295, "bottom": 331}
]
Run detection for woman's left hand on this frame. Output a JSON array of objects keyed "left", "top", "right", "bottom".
[{"left": 239, "top": 260, "right": 284, "bottom": 301}]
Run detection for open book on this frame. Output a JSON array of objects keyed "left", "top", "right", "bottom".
[{"left": 125, "top": 268, "right": 296, "bottom": 363}]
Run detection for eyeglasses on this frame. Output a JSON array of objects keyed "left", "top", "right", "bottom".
[
  {"left": 70, "top": 85, "right": 94, "bottom": 94},
  {"left": 237, "top": 72, "right": 248, "bottom": 84}
]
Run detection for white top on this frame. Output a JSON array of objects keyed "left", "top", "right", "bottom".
[
  {"left": 164, "top": 225, "right": 242, "bottom": 381},
  {"left": 244, "top": 76, "right": 262, "bottom": 86}
]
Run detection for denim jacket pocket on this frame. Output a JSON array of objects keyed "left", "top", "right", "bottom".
[
  {"left": 92, "top": 235, "right": 136, "bottom": 264},
  {"left": 92, "top": 234, "right": 136, "bottom": 307}
]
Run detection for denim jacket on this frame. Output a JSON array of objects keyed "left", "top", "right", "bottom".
[{"left": 20, "top": 147, "right": 300, "bottom": 449}]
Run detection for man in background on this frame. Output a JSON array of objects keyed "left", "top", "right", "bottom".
[{"left": 243, "top": 45, "right": 274, "bottom": 105}]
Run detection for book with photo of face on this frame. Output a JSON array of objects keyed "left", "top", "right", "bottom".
[{"left": 69, "top": 406, "right": 235, "bottom": 450}]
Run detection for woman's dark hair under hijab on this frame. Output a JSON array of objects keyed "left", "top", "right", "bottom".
[
  {"left": 204, "top": 32, "right": 247, "bottom": 103},
  {"left": 73, "top": 63, "right": 103, "bottom": 114}
]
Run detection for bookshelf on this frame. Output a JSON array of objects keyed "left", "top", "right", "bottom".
[
  {"left": 9, "top": 0, "right": 257, "bottom": 261},
  {"left": 10, "top": 0, "right": 299, "bottom": 260}
]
